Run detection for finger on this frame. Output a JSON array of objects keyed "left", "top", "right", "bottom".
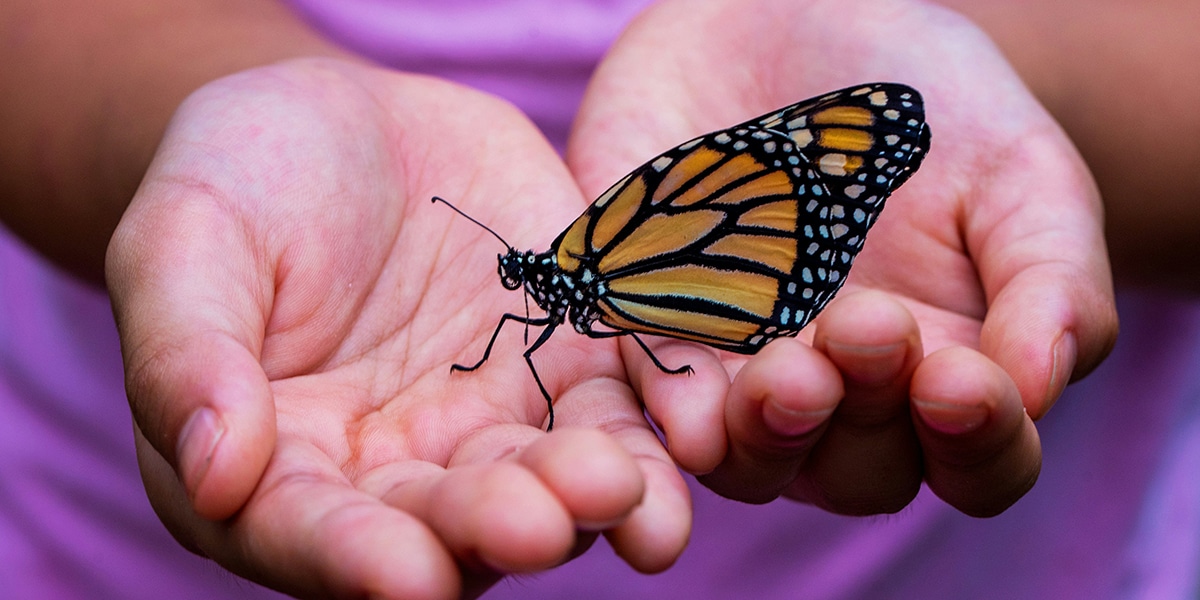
[
  {"left": 140, "top": 436, "right": 462, "bottom": 599},
  {"left": 553, "top": 377, "right": 693, "bottom": 573},
  {"left": 517, "top": 428, "right": 646, "bottom": 531},
  {"left": 621, "top": 338, "right": 730, "bottom": 474},
  {"left": 410, "top": 462, "right": 577, "bottom": 573},
  {"left": 108, "top": 191, "right": 275, "bottom": 520},
  {"left": 379, "top": 461, "right": 573, "bottom": 574},
  {"left": 696, "top": 338, "right": 842, "bottom": 504},
  {"left": 982, "top": 262, "right": 1118, "bottom": 419},
  {"left": 374, "top": 427, "right": 645, "bottom": 574},
  {"left": 970, "top": 134, "right": 1119, "bottom": 418},
  {"left": 785, "top": 291, "right": 924, "bottom": 515},
  {"left": 912, "top": 347, "right": 1041, "bottom": 517},
  {"left": 600, "top": 420, "right": 693, "bottom": 574}
]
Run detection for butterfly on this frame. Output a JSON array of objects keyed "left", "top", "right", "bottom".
[{"left": 435, "top": 82, "right": 930, "bottom": 430}]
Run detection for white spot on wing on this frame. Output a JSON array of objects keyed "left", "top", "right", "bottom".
[
  {"left": 819, "top": 153, "right": 849, "bottom": 176},
  {"left": 790, "top": 129, "right": 814, "bottom": 148}
]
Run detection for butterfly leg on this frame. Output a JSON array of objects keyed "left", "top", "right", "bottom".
[
  {"left": 522, "top": 321, "right": 560, "bottom": 431},
  {"left": 629, "top": 333, "right": 694, "bottom": 376},
  {"left": 452, "top": 313, "right": 552, "bottom": 372},
  {"left": 589, "top": 331, "right": 694, "bottom": 376}
]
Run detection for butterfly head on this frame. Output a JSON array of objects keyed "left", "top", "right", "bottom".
[{"left": 497, "top": 249, "right": 531, "bottom": 291}]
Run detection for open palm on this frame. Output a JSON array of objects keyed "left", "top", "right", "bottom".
[{"left": 108, "top": 59, "right": 689, "bottom": 599}]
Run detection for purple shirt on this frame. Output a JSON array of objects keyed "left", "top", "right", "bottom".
[
  {"left": 3, "top": 1, "right": 1198, "bottom": 597},
  {"left": 0, "top": 235, "right": 287, "bottom": 599}
]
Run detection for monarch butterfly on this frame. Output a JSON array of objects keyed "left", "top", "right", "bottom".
[{"left": 436, "top": 82, "right": 930, "bottom": 430}]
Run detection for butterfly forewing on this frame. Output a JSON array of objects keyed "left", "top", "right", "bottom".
[{"left": 552, "top": 82, "right": 930, "bottom": 353}]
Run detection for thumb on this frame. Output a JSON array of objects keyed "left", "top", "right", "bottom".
[
  {"left": 106, "top": 185, "right": 276, "bottom": 521},
  {"left": 971, "top": 135, "right": 1118, "bottom": 418}
]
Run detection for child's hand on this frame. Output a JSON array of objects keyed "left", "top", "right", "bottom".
[
  {"left": 107, "top": 58, "right": 690, "bottom": 599},
  {"left": 568, "top": 0, "right": 1117, "bottom": 517}
]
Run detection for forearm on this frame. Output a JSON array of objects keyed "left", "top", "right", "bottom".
[
  {"left": 935, "top": 0, "right": 1200, "bottom": 289},
  {"left": 0, "top": 0, "right": 352, "bottom": 283}
]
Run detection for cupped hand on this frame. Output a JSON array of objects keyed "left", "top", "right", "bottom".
[
  {"left": 568, "top": 0, "right": 1117, "bottom": 516},
  {"left": 106, "top": 58, "right": 689, "bottom": 599}
]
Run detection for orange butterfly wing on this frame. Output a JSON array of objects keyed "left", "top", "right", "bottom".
[{"left": 552, "top": 83, "right": 930, "bottom": 353}]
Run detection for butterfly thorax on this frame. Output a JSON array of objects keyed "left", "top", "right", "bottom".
[{"left": 498, "top": 248, "right": 606, "bottom": 334}]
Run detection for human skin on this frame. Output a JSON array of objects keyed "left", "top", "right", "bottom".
[
  {"left": 569, "top": 0, "right": 1115, "bottom": 516},
  {"left": 108, "top": 62, "right": 690, "bottom": 598},
  {"left": 1, "top": 0, "right": 1173, "bottom": 597},
  {"left": 934, "top": 0, "right": 1200, "bottom": 291}
]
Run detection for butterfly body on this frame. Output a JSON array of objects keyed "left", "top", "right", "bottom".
[
  {"left": 497, "top": 248, "right": 606, "bottom": 335},
  {"left": 439, "top": 82, "right": 931, "bottom": 430}
]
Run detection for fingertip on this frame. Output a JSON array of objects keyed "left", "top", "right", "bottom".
[
  {"left": 814, "top": 290, "right": 922, "bottom": 388},
  {"left": 732, "top": 338, "right": 842, "bottom": 439},
  {"left": 909, "top": 347, "right": 1000, "bottom": 436},
  {"left": 910, "top": 346, "right": 1014, "bottom": 427},
  {"left": 188, "top": 393, "right": 276, "bottom": 520},
  {"left": 624, "top": 339, "right": 729, "bottom": 474},
  {"left": 520, "top": 428, "right": 645, "bottom": 530},
  {"left": 696, "top": 341, "right": 841, "bottom": 504},
  {"left": 427, "top": 462, "right": 575, "bottom": 573},
  {"left": 134, "top": 334, "right": 276, "bottom": 521},
  {"left": 605, "top": 458, "right": 692, "bottom": 573},
  {"left": 911, "top": 347, "right": 1041, "bottom": 516},
  {"left": 817, "top": 290, "right": 918, "bottom": 347},
  {"left": 982, "top": 265, "right": 1118, "bottom": 419}
]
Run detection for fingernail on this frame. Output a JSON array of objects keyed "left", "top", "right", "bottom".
[
  {"left": 913, "top": 398, "right": 988, "bottom": 435},
  {"left": 176, "top": 407, "right": 224, "bottom": 495},
  {"left": 1045, "top": 332, "right": 1077, "bottom": 412},
  {"left": 823, "top": 340, "right": 909, "bottom": 386},
  {"left": 762, "top": 400, "right": 835, "bottom": 437}
]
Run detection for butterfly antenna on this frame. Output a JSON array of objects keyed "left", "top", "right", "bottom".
[{"left": 431, "top": 196, "right": 513, "bottom": 249}]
